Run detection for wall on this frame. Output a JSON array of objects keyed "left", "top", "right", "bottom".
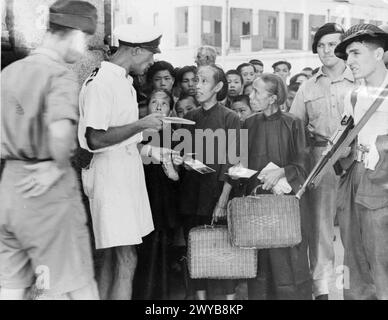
[
  {"left": 230, "top": 8, "right": 252, "bottom": 48},
  {"left": 201, "top": 5, "right": 222, "bottom": 48},
  {"left": 1, "top": 0, "right": 106, "bottom": 85},
  {"left": 259, "top": 10, "right": 279, "bottom": 49},
  {"left": 285, "top": 12, "right": 303, "bottom": 50}
]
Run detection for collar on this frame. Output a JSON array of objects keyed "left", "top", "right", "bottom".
[
  {"left": 101, "top": 61, "right": 128, "bottom": 79},
  {"left": 201, "top": 102, "right": 219, "bottom": 115},
  {"left": 263, "top": 108, "right": 282, "bottom": 121},
  {"left": 315, "top": 65, "right": 354, "bottom": 83},
  {"left": 32, "top": 47, "right": 64, "bottom": 64}
]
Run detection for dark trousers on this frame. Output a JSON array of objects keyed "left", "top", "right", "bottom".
[
  {"left": 337, "top": 162, "right": 388, "bottom": 300},
  {"left": 182, "top": 215, "right": 236, "bottom": 296}
]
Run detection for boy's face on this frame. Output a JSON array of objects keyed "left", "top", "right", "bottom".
[
  {"left": 240, "top": 66, "right": 255, "bottom": 85},
  {"left": 176, "top": 97, "right": 197, "bottom": 118},
  {"left": 148, "top": 91, "right": 171, "bottom": 116},
  {"left": 253, "top": 64, "right": 264, "bottom": 77},
  {"left": 231, "top": 101, "right": 252, "bottom": 121},
  {"left": 227, "top": 74, "right": 243, "bottom": 97},
  {"left": 346, "top": 41, "right": 382, "bottom": 80},
  {"left": 180, "top": 71, "right": 198, "bottom": 96},
  {"left": 286, "top": 90, "right": 297, "bottom": 111},
  {"left": 153, "top": 70, "right": 175, "bottom": 92},
  {"left": 274, "top": 64, "right": 290, "bottom": 82},
  {"left": 243, "top": 84, "right": 253, "bottom": 96}
]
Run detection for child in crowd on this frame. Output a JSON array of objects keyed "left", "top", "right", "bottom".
[
  {"left": 285, "top": 82, "right": 301, "bottom": 112},
  {"left": 243, "top": 83, "right": 253, "bottom": 96},
  {"left": 231, "top": 95, "right": 253, "bottom": 122},
  {"left": 237, "top": 62, "right": 256, "bottom": 86},
  {"left": 133, "top": 89, "right": 182, "bottom": 300},
  {"left": 175, "top": 94, "right": 198, "bottom": 118},
  {"left": 225, "top": 69, "right": 243, "bottom": 108},
  {"left": 147, "top": 61, "right": 176, "bottom": 93}
]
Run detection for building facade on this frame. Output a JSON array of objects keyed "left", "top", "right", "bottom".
[{"left": 119, "top": 0, "right": 388, "bottom": 72}]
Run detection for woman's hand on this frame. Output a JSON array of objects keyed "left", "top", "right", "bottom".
[
  {"left": 213, "top": 202, "right": 227, "bottom": 223},
  {"left": 259, "top": 168, "right": 285, "bottom": 191}
]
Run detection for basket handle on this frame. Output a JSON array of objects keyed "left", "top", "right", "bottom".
[{"left": 250, "top": 183, "right": 264, "bottom": 196}]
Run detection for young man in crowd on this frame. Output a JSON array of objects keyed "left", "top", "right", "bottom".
[
  {"left": 237, "top": 63, "right": 256, "bottom": 86},
  {"left": 335, "top": 23, "right": 388, "bottom": 300},
  {"left": 290, "top": 22, "right": 354, "bottom": 300},
  {"left": 147, "top": 60, "right": 176, "bottom": 94},
  {"left": 249, "top": 59, "right": 264, "bottom": 77},
  {"left": 272, "top": 60, "right": 292, "bottom": 84},
  {"left": 175, "top": 65, "right": 198, "bottom": 97},
  {"left": 0, "top": 0, "right": 99, "bottom": 300}
]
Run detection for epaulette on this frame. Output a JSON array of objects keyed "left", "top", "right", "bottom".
[{"left": 85, "top": 68, "right": 100, "bottom": 86}]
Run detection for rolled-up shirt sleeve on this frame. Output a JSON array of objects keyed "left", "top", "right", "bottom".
[
  {"left": 289, "top": 83, "right": 308, "bottom": 127},
  {"left": 46, "top": 70, "right": 79, "bottom": 124},
  {"left": 81, "top": 81, "right": 113, "bottom": 132}
]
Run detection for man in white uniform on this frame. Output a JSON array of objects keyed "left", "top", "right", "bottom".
[{"left": 78, "top": 24, "right": 172, "bottom": 300}]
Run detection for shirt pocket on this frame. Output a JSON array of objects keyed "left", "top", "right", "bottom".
[{"left": 304, "top": 92, "right": 327, "bottom": 122}]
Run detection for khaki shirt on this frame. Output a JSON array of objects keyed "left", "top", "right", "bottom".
[
  {"left": 1, "top": 48, "right": 79, "bottom": 161},
  {"left": 290, "top": 66, "right": 354, "bottom": 141}
]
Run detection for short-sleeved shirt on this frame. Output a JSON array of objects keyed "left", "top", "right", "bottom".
[
  {"left": 1, "top": 48, "right": 79, "bottom": 160},
  {"left": 343, "top": 71, "right": 388, "bottom": 171},
  {"left": 290, "top": 66, "right": 354, "bottom": 141},
  {"left": 78, "top": 61, "right": 142, "bottom": 153}
]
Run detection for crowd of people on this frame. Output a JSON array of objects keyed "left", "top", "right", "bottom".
[{"left": 1, "top": 0, "right": 388, "bottom": 301}]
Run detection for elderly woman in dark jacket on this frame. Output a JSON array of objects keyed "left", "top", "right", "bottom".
[{"left": 229, "top": 73, "right": 312, "bottom": 300}]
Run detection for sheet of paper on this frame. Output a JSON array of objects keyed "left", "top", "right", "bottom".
[
  {"left": 227, "top": 166, "right": 257, "bottom": 179},
  {"left": 162, "top": 117, "right": 195, "bottom": 125},
  {"left": 184, "top": 158, "right": 215, "bottom": 174}
]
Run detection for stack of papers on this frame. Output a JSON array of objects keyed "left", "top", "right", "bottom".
[{"left": 258, "top": 162, "right": 292, "bottom": 195}]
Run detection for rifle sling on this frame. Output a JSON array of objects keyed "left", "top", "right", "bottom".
[{"left": 312, "top": 84, "right": 388, "bottom": 187}]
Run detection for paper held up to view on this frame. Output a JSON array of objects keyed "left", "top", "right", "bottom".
[{"left": 162, "top": 117, "right": 196, "bottom": 125}]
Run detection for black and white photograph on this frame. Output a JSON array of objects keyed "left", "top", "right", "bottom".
[{"left": 1, "top": 0, "right": 388, "bottom": 307}]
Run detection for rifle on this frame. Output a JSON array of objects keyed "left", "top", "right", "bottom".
[
  {"left": 296, "top": 84, "right": 388, "bottom": 200},
  {"left": 296, "top": 115, "right": 354, "bottom": 199}
]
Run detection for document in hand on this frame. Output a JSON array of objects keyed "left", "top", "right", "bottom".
[
  {"left": 226, "top": 164, "right": 257, "bottom": 179},
  {"left": 184, "top": 158, "right": 216, "bottom": 174},
  {"left": 258, "top": 162, "right": 292, "bottom": 195},
  {"left": 162, "top": 117, "right": 196, "bottom": 125}
]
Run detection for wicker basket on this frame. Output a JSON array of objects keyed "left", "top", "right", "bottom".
[
  {"left": 188, "top": 225, "right": 257, "bottom": 279},
  {"left": 227, "top": 194, "right": 302, "bottom": 249}
]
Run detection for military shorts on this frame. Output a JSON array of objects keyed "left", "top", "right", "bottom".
[{"left": 0, "top": 161, "right": 95, "bottom": 295}]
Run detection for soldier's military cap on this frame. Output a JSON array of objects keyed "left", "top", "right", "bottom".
[
  {"left": 49, "top": 0, "right": 98, "bottom": 35},
  {"left": 335, "top": 23, "right": 388, "bottom": 60}
]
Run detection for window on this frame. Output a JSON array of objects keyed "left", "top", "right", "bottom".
[
  {"left": 242, "top": 22, "right": 250, "bottom": 35},
  {"left": 214, "top": 20, "right": 221, "bottom": 34},
  {"left": 153, "top": 13, "right": 159, "bottom": 26},
  {"left": 268, "top": 17, "right": 277, "bottom": 39},
  {"left": 184, "top": 10, "right": 188, "bottom": 33},
  {"left": 291, "top": 19, "right": 299, "bottom": 40}
]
